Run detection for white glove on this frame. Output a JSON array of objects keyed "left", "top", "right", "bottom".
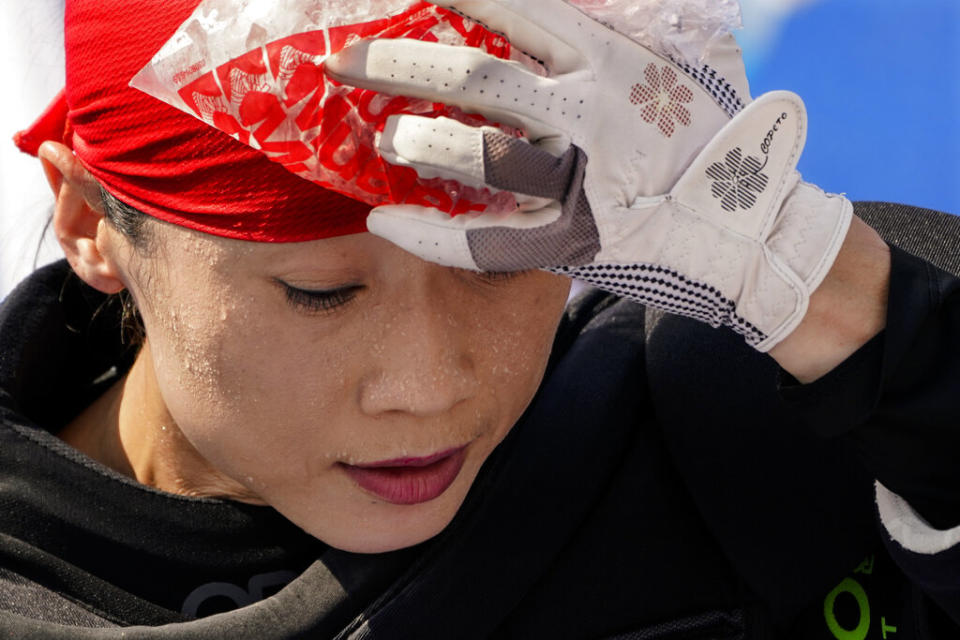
[{"left": 325, "top": 0, "right": 852, "bottom": 351}]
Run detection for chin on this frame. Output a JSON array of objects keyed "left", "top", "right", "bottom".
[
  {"left": 333, "top": 532, "right": 438, "bottom": 555},
  {"left": 327, "top": 508, "right": 457, "bottom": 554}
]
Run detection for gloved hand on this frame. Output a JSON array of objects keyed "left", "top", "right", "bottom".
[{"left": 325, "top": 0, "right": 853, "bottom": 351}]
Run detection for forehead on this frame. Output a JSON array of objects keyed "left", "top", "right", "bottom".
[
  {"left": 154, "top": 222, "right": 380, "bottom": 269},
  {"left": 141, "top": 225, "right": 431, "bottom": 299}
]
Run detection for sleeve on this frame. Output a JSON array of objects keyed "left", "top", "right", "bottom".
[
  {"left": 874, "top": 481, "right": 960, "bottom": 625},
  {"left": 779, "top": 243, "right": 960, "bottom": 623}
]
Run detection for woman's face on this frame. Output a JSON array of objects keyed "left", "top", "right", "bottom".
[{"left": 124, "top": 224, "right": 570, "bottom": 552}]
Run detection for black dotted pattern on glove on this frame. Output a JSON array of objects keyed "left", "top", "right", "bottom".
[{"left": 551, "top": 263, "right": 767, "bottom": 345}]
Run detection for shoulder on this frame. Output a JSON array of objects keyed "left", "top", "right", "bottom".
[{"left": 853, "top": 201, "right": 960, "bottom": 276}]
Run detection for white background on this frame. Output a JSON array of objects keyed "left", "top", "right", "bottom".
[{"left": 0, "top": 0, "right": 65, "bottom": 299}]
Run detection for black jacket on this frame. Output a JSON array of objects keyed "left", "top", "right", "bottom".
[{"left": 1, "top": 202, "right": 958, "bottom": 638}]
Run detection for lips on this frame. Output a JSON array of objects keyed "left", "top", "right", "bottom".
[{"left": 341, "top": 446, "right": 468, "bottom": 505}]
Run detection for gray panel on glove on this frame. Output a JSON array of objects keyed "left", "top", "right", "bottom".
[{"left": 469, "top": 134, "right": 599, "bottom": 271}]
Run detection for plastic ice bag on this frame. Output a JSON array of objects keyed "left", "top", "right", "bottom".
[
  {"left": 132, "top": 0, "right": 742, "bottom": 215},
  {"left": 569, "top": 0, "right": 742, "bottom": 67},
  {"left": 131, "top": 0, "right": 525, "bottom": 215}
]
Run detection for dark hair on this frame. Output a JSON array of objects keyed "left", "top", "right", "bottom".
[
  {"left": 99, "top": 187, "right": 153, "bottom": 344},
  {"left": 100, "top": 186, "right": 153, "bottom": 250}
]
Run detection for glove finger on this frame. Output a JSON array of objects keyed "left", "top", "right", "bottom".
[
  {"left": 671, "top": 90, "right": 806, "bottom": 238},
  {"left": 466, "top": 148, "right": 601, "bottom": 272},
  {"left": 702, "top": 33, "right": 752, "bottom": 106},
  {"left": 430, "top": 0, "right": 590, "bottom": 74},
  {"left": 380, "top": 114, "right": 572, "bottom": 200},
  {"left": 480, "top": 130, "right": 578, "bottom": 199},
  {"left": 368, "top": 205, "right": 478, "bottom": 269},
  {"left": 325, "top": 39, "right": 571, "bottom": 140},
  {"left": 379, "top": 115, "right": 496, "bottom": 192},
  {"left": 367, "top": 204, "right": 565, "bottom": 271}
]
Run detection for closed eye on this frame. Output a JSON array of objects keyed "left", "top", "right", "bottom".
[
  {"left": 477, "top": 271, "right": 522, "bottom": 282},
  {"left": 278, "top": 281, "right": 363, "bottom": 315},
  {"left": 455, "top": 268, "right": 528, "bottom": 285}
]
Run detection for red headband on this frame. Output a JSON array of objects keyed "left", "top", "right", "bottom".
[{"left": 14, "top": 0, "right": 512, "bottom": 243}]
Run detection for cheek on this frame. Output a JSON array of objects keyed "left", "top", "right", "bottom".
[
  {"left": 134, "top": 275, "right": 348, "bottom": 478},
  {"left": 138, "top": 288, "right": 241, "bottom": 430},
  {"left": 179, "top": 305, "right": 363, "bottom": 477},
  {"left": 470, "top": 274, "right": 570, "bottom": 430}
]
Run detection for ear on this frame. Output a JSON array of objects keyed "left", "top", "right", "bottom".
[{"left": 39, "top": 142, "right": 127, "bottom": 295}]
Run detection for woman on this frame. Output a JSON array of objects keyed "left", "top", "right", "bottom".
[{"left": 2, "top": 0, "right": 958, "bottom": 637}]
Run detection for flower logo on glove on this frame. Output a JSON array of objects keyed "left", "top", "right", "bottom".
[
  {"left": 629, "top": 64, "right": 694, "bottom": 138},
  {"left": 706, "top": 148, "right": 770, "bottom": 212}
]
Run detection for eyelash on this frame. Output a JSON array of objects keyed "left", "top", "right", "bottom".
[
  {"left": 280, "top": 269, "right": 524, "bottom": 314},
  {"left": 281, "top": 283, "right": 362, "bottom": 314},
  {"left": 463, "top": 269, "right": 526, "bottom": 284}
]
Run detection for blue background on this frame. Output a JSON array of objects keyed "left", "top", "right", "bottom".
[{"left": 742, "top": 0, "right": 960, "bottom": 215}]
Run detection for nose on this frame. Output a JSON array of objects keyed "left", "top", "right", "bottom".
[{"left": 358, "top": 295, "right": 477, "bottom": 418}]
